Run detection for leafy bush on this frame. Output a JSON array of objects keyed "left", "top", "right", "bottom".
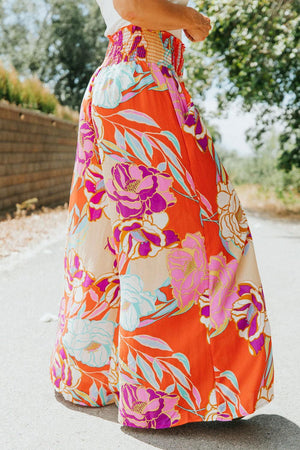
[
  {"left": 21, "top": 77, "right": 57, "bottom": 113},
  {"left": 0, "top": 64, "right": 23, "bottom": 105},
  {"left": 216, "top": 134, "right": 300, "bottom": 209},
  {"left": 0, "top": 62, "right": 77, "bottom": 121}
]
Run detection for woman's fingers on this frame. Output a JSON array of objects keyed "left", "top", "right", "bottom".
[
  {"left": 184, "top": 13, "right": 212, "bottom": 42},
  {"left": 183, "top": 29, "right": 196, "bottom": 42},
  {"left": 201, "top": 14, "right": 211, "bottom": 25},
  {"left": 183, "top": 25, "right": 211, "bottom": 42}
]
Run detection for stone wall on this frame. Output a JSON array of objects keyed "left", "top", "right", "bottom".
[{"left": 0, "top": 102, "right": 78, "bottom": 214}]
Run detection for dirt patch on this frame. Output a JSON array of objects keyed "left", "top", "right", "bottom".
[
  {"left": 0, "top": 204, "right": 68, "bottom": 259},
  {"left": 235, "top": 184, "right": 300, "bottom": 222}
]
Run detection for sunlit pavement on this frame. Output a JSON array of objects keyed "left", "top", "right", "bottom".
[{"left": 0, "top": 211, "right": 299, "bottom": 449}]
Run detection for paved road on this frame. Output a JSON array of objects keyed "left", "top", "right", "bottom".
[{"left": 0, "top": 211, "right": 299, "bottom": 449}]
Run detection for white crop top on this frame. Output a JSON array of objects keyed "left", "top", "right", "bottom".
[{"left": 96, "top": 0, "right": 189, "bottom": 41}]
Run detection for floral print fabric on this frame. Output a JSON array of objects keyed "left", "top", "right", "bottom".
[{"left": 49, "top": 25, "right": 274, "bottom": 428}]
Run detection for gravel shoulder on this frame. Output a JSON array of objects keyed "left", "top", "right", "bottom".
[{"left": 0, "top": 205, "right": 68, "bottom": 270}]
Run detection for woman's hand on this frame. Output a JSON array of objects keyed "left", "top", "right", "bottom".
[{"left": 184, "top": 12, "right": 212, "bottom": 42}]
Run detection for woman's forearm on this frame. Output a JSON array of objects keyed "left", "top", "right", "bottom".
[{"left": 113, "top": 0, "right": 199, "bottom": 31}]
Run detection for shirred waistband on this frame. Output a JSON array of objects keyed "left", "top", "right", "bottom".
[{"left": 101, "top": 24, "right": 185, "bottom": 77}]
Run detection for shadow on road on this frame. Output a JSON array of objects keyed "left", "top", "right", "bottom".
[
  {"left": 55, "top": 393, "right": 300, "bottom": 449},
  {"left": 122, "top": 414, "right": 300, "bottom": 449},
  {"left": 55, "top": 391, "right": 119, "bottom": 423}
]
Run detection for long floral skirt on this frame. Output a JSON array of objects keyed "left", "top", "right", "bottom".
[{"left": 49, "top": 24, "right": 274, "bottom": 429}]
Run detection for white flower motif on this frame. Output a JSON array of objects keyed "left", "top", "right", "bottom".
[
  {"left": 120, "top": 274, "right": 156, "bottom": 331},
  {"left": 255, "top": 385, "right": 274, "bottom": 410},
  {"left": 108, "top": 343, "right": 119, "bottom": 393},
  {"left": 198, "top": 293, "right": 211, "bottom": 331},
  {"left": 231, "top": 282, "right": 269, "bottom": 355},
  {"left": 217, "top": 180, "right": 249, "bottom": 248},
  {"left": 204, "top": 389, "right": 218, "bottom": 421},
  {"left": 62, "top": 318, "right": 115, "bottom": 367},
  {"left": 92, "top": 62, "right": 136, "bottom": 109}
]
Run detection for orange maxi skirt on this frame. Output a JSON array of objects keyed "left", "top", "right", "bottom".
[{"left": 49, "top": 24, "right": 274, "bottom": 428}]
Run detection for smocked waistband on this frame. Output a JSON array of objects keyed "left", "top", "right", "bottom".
[{"left": 101, "top": 24, "right": 185, "bottom": 77}]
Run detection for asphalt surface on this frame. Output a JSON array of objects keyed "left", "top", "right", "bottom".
[{"left": 0, "top": 210, "right": 299, "bottom": 449}]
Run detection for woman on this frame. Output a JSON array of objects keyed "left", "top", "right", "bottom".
[{"left": 49, "top": 0, "right": 274, "bottom": 429}]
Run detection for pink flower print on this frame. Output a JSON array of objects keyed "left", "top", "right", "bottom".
[
  {"left": 83, "top": 273, "right": 120, "bottom": 320},
  {"left": 167, "top": 232, "right": 209, "bottom": 309},
  {"left": 80, "top": 273, "right": 120, "bottom": 321},
  {"left": 183, "top": 102, "right": 209, "bottom": 152},
  {"left": 208, "top": 253, "right": 239, "bottom": 329},
  {"left": 75, "top": 119, "right": 100, "bottom": 177},
  {"left": 96, "top": 275, "right": 120, "bottom": 308},
  {"left": 113, "top": 216, "right": 179, "bottom": 259},
  {"left": 232, "top": 282, "right": 269, "bottom": 355},
  {"left": 50, "top": 345, "right": 81, "bottom": 395},
  {"left": 64, "top": 249, "right": 94, "bottom": 295},
  {"left": 84, "top": 164, "right": 107, "bottom": 221},
  {"left": 106, "top": 163, "right": 176, "bottom": 219},
  {"left": 55, "top": 295, "right": 66, "bottom": 345},
  {"left": 120, "top": 384, "right": 180, "bottom": 428}
]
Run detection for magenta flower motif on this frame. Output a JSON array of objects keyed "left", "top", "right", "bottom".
[
  {"left": 75, "top": 120, "right": 96, "bottom": 177},
  {"left": 167, "top": 232, "right": 209, "bottom": 308},
  {"left": 106, "top": 163, "right": 176, "bottom": 219},
  {"left": 232, "top": 282, "right": 268, "bottom": 355},
  {"left": 114, "top": 220, "right": 179, "bottom": 258},
  {"left": 183, "top": 102, "right": 209, "bottom": 152},
  {"left": 96, "top": 274, "right": 120, "bottom": 309},
  {"left": 84, "top": 164, "right": 107, "bottom": 221},
  {"left": 64, "top": 249, "right": 94, "bottom": 294},
  {"left": 56, "top": 296, "right": 66, "bottom": 343},
  {"left": 120, "top": 384, "right": 180, "bottom": 428},
  {"left": 52, "top": 347, "right": 72, "bottom": 389},
  {"left": 50, "top": 346, "right": 81, "bottom": 392}
]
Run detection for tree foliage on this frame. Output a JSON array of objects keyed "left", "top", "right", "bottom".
[
  {"left": 0, "top": 0, "right": 107, "bottom": 110},
  {"left": 0, "top": 0, "right": 42, "bottom": 74},
  {"left": 186, "top": 0, "right": 299, "bottom": 171}
]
